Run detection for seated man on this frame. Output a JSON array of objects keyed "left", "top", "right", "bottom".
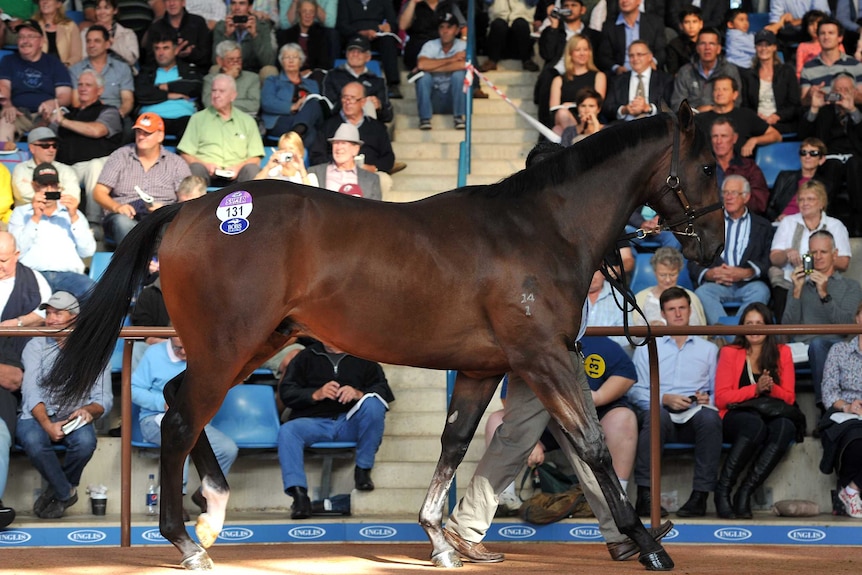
[
  {"left": 50, "top": 69, "right": 124, "bottom": 226},
  {"left": 336, "top": 0, "right": 401, "bottom": 98},
  {"left": 11, "top": 127, "right": 80, "bottom": 207},
  {"left": 671, "top": 28, "right": 742, "bottom": 112},
  {"left": 68, "top": 25, "right": 135, "bottom": 120},
  {"left": 143, "top": 0, "right": 212, "bottom": 69},
  {"left": 203, "top": 40, "right": 261, "bottom": 117},
  {"left": 603, "top": 40, "right": 672, "bottom": 123},
  {"left": 135, "top": 30, "right": 203, "bottom": 139},
  {"left": 799, "top": 18, "right": 862, "bottom": 104},
  {"left": 178, "top": 74, "right": 264, "bottom": 187},
  {"left": 16, "top": 291, "right": 112, "bottom": 519},
  {"left": 323, "top": 35, "right": 393, "bottom": 123},
  {"left": 93, "top": 112, "right": 192, "bottom": 244},
  {"left": 783, "top": 230, "right": 862, "bottom": 409},
  {"left": 629, "top": 287, "right": 722, "bottom": 518},
  {"left": 308, "top": 123, "right": 382, "bottom": 200},
  {"left": 479, "top": 0, "right": 539, "bottom": 72},
  {"left": 132, "top": 335, "right": 238, "bottom": 517},
  {"left": 213, "top": 0, "right": 277, "bottom": 77},
  {"left": 311, "top": 82, "right": 399, "bottom": 194},
  {"left": 8, "top": 163, "right": 96, "bottom": 300},
  {"left": 415, "top": 12, "right": 468, "bottom": 130},
  {"left": 0, "top": 19, "right": 72, "bottom": 150},
  {"left": 688, "top": 175, "right": 773, "bottom": 325},
  {"left": 277, "top": 340, "right": 394, "bottom": 519},
  {"left": 595, "top": 0, "right": 666, "bottom": 76},
  {"left": 710, "top": 117, "right": 770, "bottom": 216}
]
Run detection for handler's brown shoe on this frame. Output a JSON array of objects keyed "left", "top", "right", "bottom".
[
  {"left": 606, "top": 520, "right": 674, "bottom": 561},
  {"left": 443, "top": 528, "right": 504, "bottom": 563}
]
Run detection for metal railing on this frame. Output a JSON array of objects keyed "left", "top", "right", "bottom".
[{"left": 6, "top": 322, "right": 861, "bottom": 546}]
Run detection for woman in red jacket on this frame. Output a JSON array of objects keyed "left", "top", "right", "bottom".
[{"left": 714, "top": 302, "right": 796, "bottom": 519}]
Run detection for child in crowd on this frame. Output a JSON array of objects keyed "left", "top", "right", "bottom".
[
  {"left": 724, "top": 9, "right": 756, "bottom": 69},
  {"left": 666, "top": 6, "right": 703, "bottom": 75}
]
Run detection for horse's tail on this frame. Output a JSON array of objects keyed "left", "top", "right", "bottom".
[{"left": 48, "top": 202, "right": 185, "bottom": 406}]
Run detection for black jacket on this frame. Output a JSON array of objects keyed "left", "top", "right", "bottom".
[
  {"left": 538, "top": 23, "right": 601, "bottom": 68},
  {"left": 277, "top": 23, "right": 333, "bottom": 71},
  {"left": 665, "top": 0, "right": 728, "bottom": 30},
  {"left": 603, "top": 68, "right": 673, "bottom": 121},
  {"left": 741, "top": 63, "right": 801, "bottom": 134},
  {"left": 279, "top": 342, "right": 395, "bottom": 421},
  {"left": 311, "top": 114, "right": 395, "bottom": 172},
  {"left": 596, "top": 12, "right": 666, "bottom": 74},
  {"left": 798, "top": 105, "right": 862, "bottom": 155},
  {"left": 766, "top": 170, "right": 834, "bottom": 221},
  {"left": 134, "top": 60, "right": 203, "bottom": 106},
  {"left": 143, "top": 10, "right": 212, "bottom": 69},
  {"left": 688, "top": 211, "right": 774, "bottom": 286}
]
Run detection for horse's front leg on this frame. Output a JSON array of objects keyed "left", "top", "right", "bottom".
[
  {"left": 419, "top": 373, "right": 500, "bottom": 569},
  {"left": 524, "top": 350, "right": 674, "bottom": 572}
]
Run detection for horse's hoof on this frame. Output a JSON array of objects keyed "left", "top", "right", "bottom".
[
  {"left": 181, "top": 550, "right": 214, "bottom": 571},
  {"left": 431, "top": 549, "right": 463, "bottom": 568},
  {"left": 195, "top": 513, "right": 220, "bottom": 549},
  {"left": 639, "top": 549, "right": 675, "bottom": 571}
]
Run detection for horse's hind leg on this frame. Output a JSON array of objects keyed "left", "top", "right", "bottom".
[
  {"left": 522, "top": 349, "right": 673, "bottom": 571},
  {"left": 419, "top": 373, "right": 500, "bottom": 568}
]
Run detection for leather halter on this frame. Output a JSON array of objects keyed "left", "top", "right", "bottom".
[{"left": 620, "top": 112, "right": 723, "bottom": 244}]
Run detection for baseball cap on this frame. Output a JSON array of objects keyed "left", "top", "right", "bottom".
[
  {"left": 15, "top": 19, "right": 43, "bottom": 35},
  {"left": 754, "top": 30, "right": 777, "bottom": 45},
  {"left": 39, "top": 291, "right": 80, "bottom": 315},
  {"left": 346, "top": 35, "right": 371, "bottom": 52},
  {"left": 27, "top": 127, "right": 57, "bottom": 144},
  {"left": 439, "top": 11, "right": 459, "bottom": 26},
  {"left": 32, "top": 162, "right": 59, "bottom": 186},
  {"left": 338, "top": 183, "right": 363, "bottom": 197},
  {"left": 133, "top": 112, "right": 165, "bottom": 133}
]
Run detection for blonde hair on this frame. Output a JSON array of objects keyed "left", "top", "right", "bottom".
[
  {"left": 797, "top": 179, "right": 828, "bottom": 209},
  {"left": 563, "top": 35, "right": 598, "bottom": 80},
  {"left": 35, "top": 0, "right": 71, "bottom": 25},
  {"left": 278, "top": 131, "right": 306, "bottom": 157}
]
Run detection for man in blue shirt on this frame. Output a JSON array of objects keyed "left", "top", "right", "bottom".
[
  {"left": 630, "top": 287, "right": 721, "bottom": 518},
  {"left": 415, "top": 12, "right": 467, "bottom": 130}
]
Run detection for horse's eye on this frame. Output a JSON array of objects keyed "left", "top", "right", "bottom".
[{"left": 703, "top": 164, "right": 715, "bottom": 178}]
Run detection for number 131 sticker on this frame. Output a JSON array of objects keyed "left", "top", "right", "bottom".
[{"left": 216, "top": 191, "right": 254, "bottom": 222}]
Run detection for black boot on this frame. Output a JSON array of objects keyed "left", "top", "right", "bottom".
[
  {"left": 676, "top": 490, "right": 708, "bottom": 517},
  {"left": 635, "top": 485, "right": 668, "bottom": 517},
  {"left": 715, "top": 437, "right": 759, "bottom": 519},
  {"left": 287, "top": 486, "right": 312, "bottom": 520},
  {"left": 734, "top": 442, "right": 787, "bottom": 519},
  {"left": 354, "top": 466, "right": 375, "bottom": 491}
]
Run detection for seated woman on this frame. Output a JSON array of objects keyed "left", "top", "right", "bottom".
[
  {"left": 261, "top": 44, "right": 324, "bottom": 147},
  {"left": 766, "top": 138, "right": 832, "bottom": 222},
  {"left": 741, "top": 30, "right": 800, "bottom": 136},
  {"left": 276, "top": 0, "right": 333, "bottom": 75},
  {"left": 549, "top": 35, "right": 606, "bottom": 137},
  {"left": 819, "top": 302, "right": 862, "bottom": 518},
  {"left": 34, "top": 0, "right": 83, "bottom": 67},
  {"left": 632, "top": 247, "right": 707, "bottom": 327},
  {"left": 255, "top": 131, "right": 318, "bottom": 185},
  {"left": 560, "top": 88, "right": 605, "bottom": 146},
  {"left": 713, "top": 303, "right": 798, "bottom": 519},
  {"left": 80, "top": 0, "right": 139, "bottom": 68}
]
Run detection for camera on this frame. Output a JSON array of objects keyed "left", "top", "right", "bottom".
[
  {"left": 45, "top": 191, "right": 61, "bottom": 200},
  {"left": 550, "top": 7, "right": 572, "bottom": 18},
  {"left": 232, "top": 14, "right": 248, "bottom": 24},
  {"left": 826, "top": 92, "right": 842, "bottom": 103},
  {"left": 278, "top": 151, "right": 294, "bottom": 163},
  {"left": 802, "top": 253, "right": 814, "bottom": 274}
]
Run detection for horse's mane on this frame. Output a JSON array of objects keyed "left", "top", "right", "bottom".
[{"left": 466, "top": 113, "right": 672, "bottom": 199}]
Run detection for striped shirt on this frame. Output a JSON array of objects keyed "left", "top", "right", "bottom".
[
  {"left": 800, "top": 53, "right": 862, "bottom": 90},
  {"left": 97, "top": 144, "right": 191, "bottom": 215}
]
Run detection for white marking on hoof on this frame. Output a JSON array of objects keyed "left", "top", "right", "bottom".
[
  {"left": 448, "top": 411, "right": 458, "bottom": 424},
  {"left": 195, "top": 513, "right": 222, "bottom": 549},
  {"left": 431, "top": 549, "right": 463, "bottom": 568},
  {"left": 181, "top": 550, "right": 214, "bottom": 571}
]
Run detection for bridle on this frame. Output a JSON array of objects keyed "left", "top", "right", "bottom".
[{"left": 620, "top": 112, "right": 723, "bottom": 245}]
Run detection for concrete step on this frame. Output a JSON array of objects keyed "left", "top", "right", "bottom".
[
  {"left": 392, "top": 98, "right": 537, "bottom": 116},
  {"left": 393, "top": 141, "right": 532, "bottom": 161},
  {"left": 382, "top": 365, "right": 445, "bottom": 389},
  {"left": 395, "top": 158, "right": 525, "bottom": 177},
  {"left": 394, "top": 128, "right": 537, "bottom": 144},
  {"left": 396, "top": 113, "right": 535, "bottom": 131}
]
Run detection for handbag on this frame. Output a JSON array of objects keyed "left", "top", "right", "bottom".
[{"left": 727, "top": 358, "right": 807, "bottom": 442}]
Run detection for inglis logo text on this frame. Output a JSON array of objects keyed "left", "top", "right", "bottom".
[
  {"left": 0, "top": 531, "right": 31, "bottom": 544},
  {"left": 218, "top": 528, "right": 253, "bottom": 541},
  {"left": 68, "top": 530, "right": 107, "bottom": 543},
  {"left": 664, "top": 528, "right": 680, "bottom": 540},
  {"left": 359, "top": 526, "right": 397, "bottom": 539},
  {"left": 714, "top": 528, "right": 752, "bottom": 541},
  {"left": 288, "top": 526, "right": 326, "bottom": 540},
  {"left": 498, "top": 526, "right": 536, "bottom": 539},
  {"left": 141, "top": 529, "right": 167, "bottom": 542},
  {"left": 568, "top": 526, "right": 602, "bottom": 540},
  {"left": 787, "top": 528, "right": 826, "bottom": 542}
]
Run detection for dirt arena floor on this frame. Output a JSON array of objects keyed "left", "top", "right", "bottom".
[{"left": 3, "top": 542, "right": 861, "bottom": 575}]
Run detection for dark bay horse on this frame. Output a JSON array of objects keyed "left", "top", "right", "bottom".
[{"left": 47, "top": 102, "right": 723, "bottom": 571}]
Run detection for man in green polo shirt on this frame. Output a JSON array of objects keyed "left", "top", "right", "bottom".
[{"left": 177, "top": 73, "right": 263, "bottom": 187}]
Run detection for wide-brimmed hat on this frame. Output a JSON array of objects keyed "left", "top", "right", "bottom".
[{"left": 327, "top": 123, "right": 364, "bottom": 145}]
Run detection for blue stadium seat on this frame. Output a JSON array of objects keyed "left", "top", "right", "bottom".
[
  {"left": 89, "top": 251, "right": 112, "bottom": 281},
  {"left": 130, "top": 403, "right": 159, "bottom": 448},
  {"left": 210, "top": 384, "right": 281, "bottom": 448},
  {"left": 629, "top": 253, "right": 657, "bottom": 294},
  {"left": 754, "top": 141, "right": 801, "bottom": 189},
  {"left": 66, "top": 10, "right": 85, "bottom": 24},
  {"left": 306, "top": 442, "right": 357, "bottom": 500},
  {"left": 748, "top": 13, "right": 769, "bottom": 33}
]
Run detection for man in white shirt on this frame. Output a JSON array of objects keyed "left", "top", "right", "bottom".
[
  {"left": 7, "top": 163, "right": 96, "bottom": 300},
  {"left": 11, "top": 128, "right": 80, "bottom": 207}
]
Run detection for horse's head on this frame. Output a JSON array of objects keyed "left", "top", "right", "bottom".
[{"left": 649, "top": 101, "right": 724, "bottom": 265}]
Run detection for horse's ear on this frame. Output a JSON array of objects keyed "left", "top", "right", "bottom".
[{"left": 677, "top": 100, "right": 695, "bottom": 134}]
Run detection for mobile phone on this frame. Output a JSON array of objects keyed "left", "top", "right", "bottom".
[
  {"left": 232, "top": 14, "right": 248, "bottom": 24},
  {"left": 214, "top": 169, "right": 236, "bottom": 179},
  {"left": 826, "top": 92, "right": 842, "bottom": 103},
  {"left": 802, "top": 253, "right": 814, "bottom": 274},
  {"left": 45, "top": 191, "right": 61, "bottom": 200}
]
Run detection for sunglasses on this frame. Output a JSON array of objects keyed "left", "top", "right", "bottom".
[
  {"left": 33, "top": 141, "right": 58, "bottom": 149},
  {"left": 799, "top": 150, "right": 822, "bottom": 157}
]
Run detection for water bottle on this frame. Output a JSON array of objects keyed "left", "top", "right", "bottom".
[{"left": 146, "top": 474, "right": 158, "bottom": 515}]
